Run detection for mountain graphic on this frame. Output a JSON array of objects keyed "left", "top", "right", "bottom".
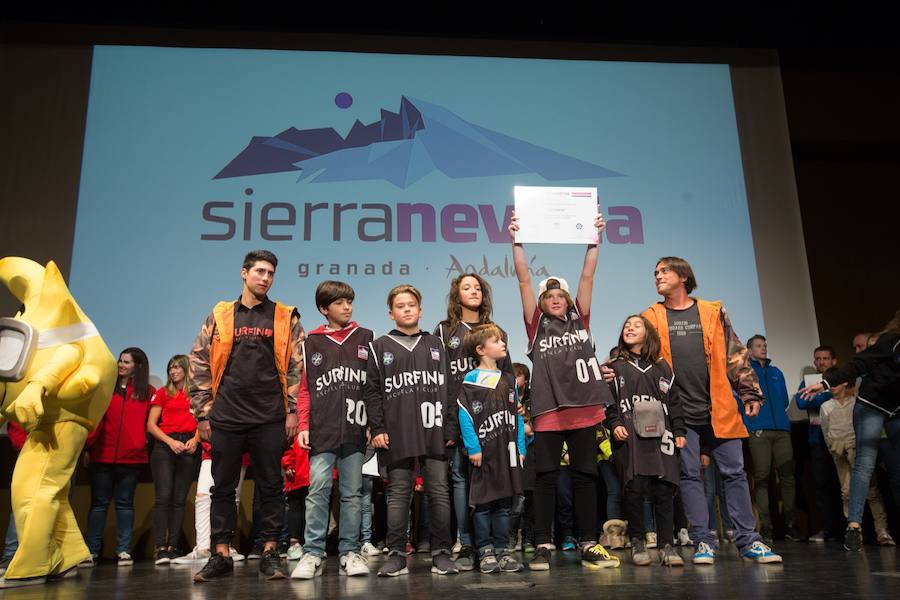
[{"left": 215, "top": 96, "right": 623, "bottom": 188}]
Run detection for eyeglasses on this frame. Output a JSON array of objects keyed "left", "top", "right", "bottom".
[{"left": 653, "top": 266, "right": 672, "bottom": 277}]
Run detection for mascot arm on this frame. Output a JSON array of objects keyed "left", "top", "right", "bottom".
[
  {"left": 8, "top": 344, "right": 84, "bottom": 429},
  {"left": 57, "top": 363, "right": 103, "bottom": 401}
]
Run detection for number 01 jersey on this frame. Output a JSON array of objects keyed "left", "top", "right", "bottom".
[
  {"left": 458, "top": 370, "right": 524, "bottom": 506},
  {"left": 526, "top": 305, "right": 614, "bottom": 418},
  {"left": 606, "top": 357, "right": 685, "bottom": 486},
  {"left": 302, "top": 325, "right": 374, "bottom": 454},
  {"left": 364, "top": 332, "right": 452, "bottom": 466}
]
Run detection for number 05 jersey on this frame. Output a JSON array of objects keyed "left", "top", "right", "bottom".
[
  {"left": 365, "top": 332, "right": 451, "bottom": 465},
  {"left": 302, "top": 324, "right": 374, "bottom": 454}
]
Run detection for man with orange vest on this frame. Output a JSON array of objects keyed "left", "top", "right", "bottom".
[
  {"left": 189, "top": 250, "right": 304, "bottom": 582},
  {"left": 641, "top": 256, "right": 782, "bottom": 565}
]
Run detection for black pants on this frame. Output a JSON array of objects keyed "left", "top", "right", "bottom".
[
  {"left": 510, "top": 490, "right": 535, "bottom": 544},
  {"left": 150, "top": 432, "right": 201, "bottom": 548},
  {"left": 624, "top": 476, "right": 676, "bottom": 542},
  {"left": 210, "top": 421, "right": 286, "bottom": 546},
  {"left": 386, "top": 456, "right": 451, "bottom": 555},
  {"left": 287, "top": 487, "right": 308, "bottom": 543},
  {"left": 533, "top": 427, "right": 599, "bottom": 545}
]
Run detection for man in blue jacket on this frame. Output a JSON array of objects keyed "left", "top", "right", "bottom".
[
  {"left": 743, "top": 336, "right": 797, "bottom": 542},
  {"left": 794, "top": 345, "right": 843, "bottom": 542}
]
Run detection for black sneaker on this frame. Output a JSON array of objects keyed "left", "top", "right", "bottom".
[
  {"left": 431, "top": 551, "right": 459, "bottom": 575},
  {"left": 259, "top": 548, "right": 287, "bottom": 580},
  {"left": 247, "top": 544, "right": 264, "bottom": 560},
  {"left": 528, "top": 546, "right": 551, "bottom": 571},
  {"left": 456, "top": 546, "right": 475, "bottom": 571},
  {"left": 785, "top": 523, "right": 802, "bottom": 542},
  {"left": 193, "top": 553, "right": 234, "bottom": 582},
  {"left": 759, "top": 526, "right": 774, "bottom": 544},
  {"left": 844, "top": 527, "right": 863, "bottom": 552},
  {"left": 377, "top": 552, "right": 408, "bottom": 577},
  {"left": 155, "top": 547, "right": 171, "bottom": 565}
]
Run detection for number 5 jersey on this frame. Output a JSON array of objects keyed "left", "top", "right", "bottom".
[
  {"left": 364, "top": 330, "right": 455, "bottom": 465},
  {"left": 606, "top": 356, "right": 686, "bottom": 486}
]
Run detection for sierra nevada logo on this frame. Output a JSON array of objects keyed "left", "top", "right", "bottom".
[{"left": 215, "top": 96, "right": 622, "bottom": 189}]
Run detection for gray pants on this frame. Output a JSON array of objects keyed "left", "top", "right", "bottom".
[
  {"left": 747, "top": 429, "right": 795, "bottom": 529},
  {"left": 385, "top": 456, "right": 452, "bottom": 555},
  {"left": 680, "top": 424, "right": 762, "bottom": 551}
]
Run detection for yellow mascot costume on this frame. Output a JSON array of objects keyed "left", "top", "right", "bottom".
[{"left": 0, "top": 257, "right": 116, "bottom": 587}]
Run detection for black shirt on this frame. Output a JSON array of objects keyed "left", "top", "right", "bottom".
[
  {"left": 666, "top": 303, "right": 711, "bottom": 426},
  {"left": 212, "top": 298, "right": 285, "bottom": 430}
]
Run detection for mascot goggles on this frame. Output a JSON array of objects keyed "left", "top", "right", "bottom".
[{"left": 0, "top": 318, "right": 37, "bottom": 382}]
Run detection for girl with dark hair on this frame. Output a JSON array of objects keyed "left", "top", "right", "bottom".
[
  {"left": 606, "top": 316, "right": 686, "bottom": 567},
  {"left": 434, "top": 273, "right": 513, "bottom": 570},
  {"left": 147, "top": 355, "right": 201, "bottom": 565},
  {"left": 83, "top": 347, "right": 154, "bottom": 567}
]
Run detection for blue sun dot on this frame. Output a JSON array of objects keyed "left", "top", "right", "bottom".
[{"left": 335, "top": 92, "right": 353, "bottom": 109}]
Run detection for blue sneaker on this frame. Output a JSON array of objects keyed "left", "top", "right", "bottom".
[
  {"left": 561, "top": 536, "right": 577, "bottom": 551},
  {"left": 741, "top": 541, "right": 782, "bottom": 564},
  {"left": 692, "top": 542, "right": 716, "bottom": 565}
]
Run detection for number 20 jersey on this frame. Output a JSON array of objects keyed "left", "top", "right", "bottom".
[{"left": 303, "top": 325, "right": 374, "bottom": 454}]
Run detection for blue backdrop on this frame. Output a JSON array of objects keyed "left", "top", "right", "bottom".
[{"left": 72, "top": 46, "right": 763, "bottom": 377}]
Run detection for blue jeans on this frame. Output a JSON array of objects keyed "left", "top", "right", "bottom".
[
  {"left": 849, "top": 402, "right": 900, "bottom": 524},
  {"left": 680, "top": 425, "right": 761, "bottom": 551},
  {"left": 473, "top": 497, "right": 512, "bottom": 554},
  {"left": 86, "top": 464, "right": 140, "bottom": 554},
  {"left": 704, "top": 457, "right": 733, "bottom": 530},
  {"left": 304, "top": 445, "right": 364, "bottom": 557},
  {"left": 449, "top": 445, "right": 473, "bottom": 546},
  {"left": 3, "top": 513, "right": 17, "bottom": 560},
  {"left": 597, "top": 461, "right": 623, "bottom": 520},
  {"left": 360, "top": 476, "right": 374, "bottom": 544}
]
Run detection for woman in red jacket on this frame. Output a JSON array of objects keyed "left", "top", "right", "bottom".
[
  {"left": 83, "top": 347, "right": 154, "bottom": 567},
  {"left": 147, "top": 355, "right": 201, "bottom": 565}
]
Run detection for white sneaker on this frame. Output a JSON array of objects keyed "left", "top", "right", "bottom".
[
  {"left": 173, "top": 548, "right": 210, "bottom": 564},
  {"left": 229, "top": 547, "right": 245, "bottom": 562},
  {"left": 677, "top": 528, "right": 692, "bottom": 546},
  {"left": 361, "top": 542, "right": 381, "bottom": 556},
  {"left": 645, "top": 532, "right": 658, "bottom": 549},
  {"left": 117, "top": 552, "right": 133, "bottom": 566},
  {"left": 78, "top": 553, "right": 98, "bottom": 568},
  {"left": 340, "top": 552, "right": 369, "bottom": 577},
  {"left": 287, "top": 543, "right": 304, "bottom": 560},
  {"left": 290, "top": 553, "right": 323, "bottom": 579}
]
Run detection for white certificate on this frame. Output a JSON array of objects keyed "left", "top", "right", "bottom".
[{"left": 513, "top": 186, "right": 599, "bottom": 244}]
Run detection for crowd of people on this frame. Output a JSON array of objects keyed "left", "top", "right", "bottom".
[{"left": 2, "top": 214, "right": 898, "bottom": 585}]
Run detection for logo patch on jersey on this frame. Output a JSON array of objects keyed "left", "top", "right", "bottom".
[
  {"left": 570, "top": 310, "right": 579, "bottom": 320},
  {"left": 472, "top": 400, "right": 483, "bottom": 414},
  {"left": 383, "top": 352, "right": 394, "bottom": 366},
  {"left": 431, "top": 347, "right": 441, "bottom": 361},
  {"left": 619, "top": 375, "right": 626, "bottom": 389},
  {"left": 357, "top": 345, "right": 368, "bottom": 360},
  {"left": 659, "top": 377, "right": 670, "bottom": 394},
  {"left": 448, "top": 336, "right": 461, "bottom": 349},
  {"left": 542, "top": 317, "right": 551, "bottom": 327},
  {"left": 509, "top": 390, "right": 515, "bottom": 404},
  {"left": 311, "top": 352, "right": 323, "bottom": 367}
]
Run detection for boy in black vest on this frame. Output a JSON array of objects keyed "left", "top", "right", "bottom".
[
  {"left": 364, "top": 284, "right": 458, "bottom": 577},
  {"left": 291, "top": 281, "right": 373, "bottom": 579}
]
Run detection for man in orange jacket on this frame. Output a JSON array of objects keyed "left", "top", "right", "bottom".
[
  {"left": 189, "top": 250, "right": 304, "bottom": 582},
  {"left": 641, "top": 256, "right": 781, "bottom": 565}
]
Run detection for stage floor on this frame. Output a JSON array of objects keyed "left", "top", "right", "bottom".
[{"left": 2, "top": 543, "right": 898, "bottom": 599}]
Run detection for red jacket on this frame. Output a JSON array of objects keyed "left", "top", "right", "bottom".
[
  {"left": 86, "top": 383, "right": 154, "bottom": 464},
  {"left": 281, "top": 436, "right": 310, "bottom": 493},
  {"left": 6, "top": 421, "right": 27, "bottom": 452}
]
